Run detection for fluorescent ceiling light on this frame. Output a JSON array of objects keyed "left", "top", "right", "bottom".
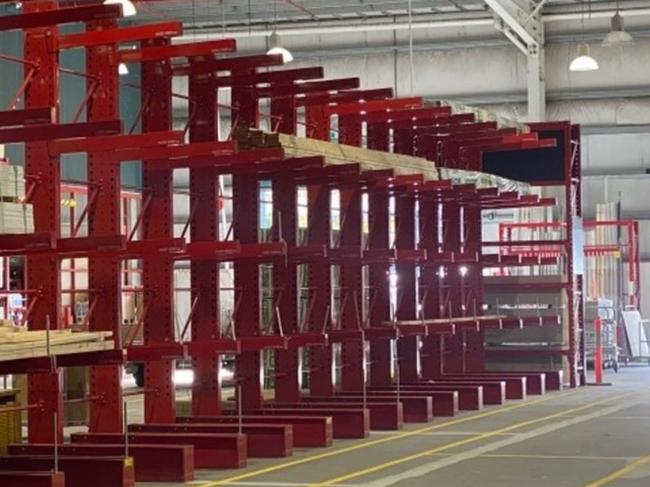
[
  {"left": 569, "top": 43, "right": 599, "bottom": 72},
  {"left": 602, "top": 12, "right": 633, "bottom": 47},
  {"left": 267, "top": 31, "right": 293, "bottom": 63},
  {"left": 118, "top": 63, "right": 129, "bottom": 75},
  {"left": 104, "top": 0, "right": 137, "bottom": 17}
]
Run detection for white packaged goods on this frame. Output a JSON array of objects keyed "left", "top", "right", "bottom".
[{"left": 0, "top": 164, "right": 34, "bottom": 234}]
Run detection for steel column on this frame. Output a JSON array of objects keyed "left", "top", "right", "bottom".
[
  {"left": 86, "top": 17, "right": 123, "bottom": 432},
  {"left": 189, "top": 62, "right": 221, "bottom": 416},
  {"left": 367, "top": 188, "right": 392, "bottom": 386},
  {"left": 338, "top": 187, "right": 364, "bottom": 391},
  {"left": 307, "top": 184, "right": 334, "bottom": 396},
  {"left": 395, "top": 193, "right": 419, "bottom": 382},
  {"left": 305, "top": 105, "right": 330, "bottom": 141},
  {"left": 24, "top": 0, "right": 63, "bottom": 443},
  {"left": 232, "top": 175, "right": 263, "bottom": 409},
  {"left": 273, "top": 176, "right": 300, "bottom": 402},
  {"left": 141, "top": 37, "right": 176, "bottom": 423},
  {"left": 442, "top": 201, "right": 465, "bottom": 373},
  {"left": 464, "top": 203, "right": 486, "bottom": 372},
  {"left": 419, "top": 197, "right": 444, "bottom": 378}
]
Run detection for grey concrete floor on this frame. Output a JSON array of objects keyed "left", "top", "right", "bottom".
[{"left": 131, "top": 365, "right": 650, "bottom": 487}]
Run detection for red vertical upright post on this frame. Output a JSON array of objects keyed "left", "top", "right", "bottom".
[
  {"left": 307, "top": 184, "right": 334, "bottom": 396},
  {"left": 366, "top": 122, "right": 389, "bottom": 152},
  {"left": 86, "top": 17, "right": 123, "bottom": 432},
  {"left": 594, "top": 317, "right": 603, "bottom": 384},
  {"left": 272, "top": 90, "right": 300, "bottom": 402},
  {"left": 273, "top": 175, "right": 300, "bottom": 402},
  {"left": 338, "top": 114, "right": 362, "bottom": 147},
  {"left": 232, "top": 174, "right": 263, "bottom": 409},
  {"left": 271, "top": 94, "right": 296, "bottom": 135},
  {"left": 141, "top": 37, "right": 176, "bottom": 423},
  {"left": 339, "top": 187, "right": 365, "bottom": 392},
  {"left": 443, "top": 200, "right": 465, "bottom": 373},
  {"left": 464, "top": 203, "right": 485, "bottom": 372},
  {"left": 305, "top": 105, "right": 330, "bottom": 141},
  {"left": 393, "top": 127, "right": 415, "bottom": 156},
  {"left": 366, "top": 119, "right": 392, "bottom": 386},
  {"left": 395, "top": 192, "right": 419, "bottom": 382},
  {"left": 419, "top": 195, "right": 444, "bottom": 378},
  {"left": 24, "top": 0, "right": 63, "bottom": 443},
  {"left": 189, "top": 61, "right": 222, "bottom": 416},
  {"left": 367, "top": 188, "right": 392, "bottom": 386},
  {"left": 231, "top": 72, "right": 259, "bottom": 129},
  {"left": 231, "top": 76, "right": 263, "bottom": 409}
]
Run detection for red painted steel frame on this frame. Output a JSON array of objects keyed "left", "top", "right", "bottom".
[
  {"left": 188, "top": 58, "right": 222, "bottom": 416},
  {"left": 24, "top": 0, "right": 64, "bottom": 443},
  {"left": 141, "top": 36, "right": 176, "bottom": 422},
  {"left": 85, "top": 15, "right": 123, "bottom": 433}
]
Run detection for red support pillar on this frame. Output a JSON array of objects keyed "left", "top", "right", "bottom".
[
  {"left": 24, "top": 0, "right": 64, "bottom": 443},
  {"left": 189, "top": 62, "right": 222, "bottom": 416},
  {"left": 366, "top": 122, "right": 389, "bottom": 152},
  {"left": 305, "top": 104, "right": 330, "bottom": 141},
  {"left": 419, "top": 197, "right": 444, "bottom": 379},
  {"left": 338, "top": 114, "right": 362, "bottom": 147},
  {"left": 273, "top": 176, "right": 300, "bottom": 402},
  {"left": 231, "top": 77, "right": 263, "bottom": 409},
  {"left": 141, "top": 37, "right": 176, "bottom": 423},
  {"left": 339, "top": 187, "right": 364, "bottom": 392},
  {"left": 232, "top": 175, "right": 263, "bottom": 409},
  {"left": 307, "top": 184, "right": 334, "bottom": 396},
  {"left": 271, "top": 95, "right": 296, "bottom": 135},
  {"left": 464, "top": 203, "right": 485, "bottom": 372},
  {"left": 442, "top": 201, "right": 465, "bottom": 373},
  {"left": 395, "top": 192, "right": 419, "bottom": 382},
  {"left": 367, "top": 188, "right": 392, "bottom": 386},
  {"left": 86, "top": 17, "right": 123, "bottom": 432}
]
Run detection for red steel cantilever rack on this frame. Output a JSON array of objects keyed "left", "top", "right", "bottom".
[{"left": 0, "top": 4, "right": 581, "bottom": 477}]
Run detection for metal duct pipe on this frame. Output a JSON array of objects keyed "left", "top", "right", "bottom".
[{"left": 180, "top": 8, "right": 650, "bottom": 39}]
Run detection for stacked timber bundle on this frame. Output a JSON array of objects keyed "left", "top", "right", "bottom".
[
  {"left": 0, "top": 320, "right": 114, "bottom": 362},
  {"left": 0, "top": 163, "right": 34, "bottom": 234},
  {"left": 233, "top": 126, "right": 528, "bottom": 192},
  {"left": 232, "top": 126, "right": 280, "bottom": 150}
]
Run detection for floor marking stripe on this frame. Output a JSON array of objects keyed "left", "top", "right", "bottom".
[
  {"left": 197, "top": 389, "right": 581, "bottom": 486},
  {"left": 371, "top": 431, "right": 518, "bottom": 437},
  {"left": 310, "top": 391, "right": 640, "bottom": 486},
  {"left": 582, "top": 452, "right": 650, "bottom": 487},
  {"left": 481, "top": 454, "right": 636, "bottom": 461}
]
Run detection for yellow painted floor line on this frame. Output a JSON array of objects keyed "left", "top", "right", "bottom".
[
  {"left": 197, "top": 390, "right": 580, "bottom": 486},
  {"left": 583, "top": 453, "right": 650, "bottom": 487},
  {"left": 309, "top": 391, "right": 639, "bottom": 486},
  {"left": 481, "top": 454, "right": 636, "bottom": 462}
]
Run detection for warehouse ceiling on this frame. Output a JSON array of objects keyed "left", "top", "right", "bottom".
[{"left": 132, "top": 0, "right": 647, "bottom": 31}]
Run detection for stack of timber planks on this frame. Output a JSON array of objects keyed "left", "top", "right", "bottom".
[
  {"left": 0, "top": 163, "right": 33, "bottom": 234},
  {"left": 0, "top": 321, "right": 114, "bottom": 362}
]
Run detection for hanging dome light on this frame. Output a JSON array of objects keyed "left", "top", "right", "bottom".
[
  {"left": 118, "top": 63, "right": 129, "bottom": 76},
  {"left": 267, "top": 31, "right": 293, "bottom": 63},
  {"left": 602, "top": 11, "right": 633, "bottom": 47},
  {"left": 569, "top": 43, "right": 599, "bottom": 72},
  {"left": 104, "top": 0, "right": 137, "bottom": 17}
]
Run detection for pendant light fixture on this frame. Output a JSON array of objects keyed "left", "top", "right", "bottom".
[
  {"left": 104, "top": 0, "right": 137, "bottom": 18},
  {"left": 602, "top": 1, "right": 633, "bottom": 47},
  {"left": 266, "top": 0, "right": 293, "bottom": 63},
  {"left": 569, "top": 43, "right": 599, "bottom": 71},
  {"left": 569, "top": 0, "right": 598, "bottom": 72},
  {"left": 118, "top": 63, "right": 129, "bottom": 76}
]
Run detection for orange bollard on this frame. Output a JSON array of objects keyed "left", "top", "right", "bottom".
[{"left": 594, "top": 317, "right": 603, "bottom": 384}]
